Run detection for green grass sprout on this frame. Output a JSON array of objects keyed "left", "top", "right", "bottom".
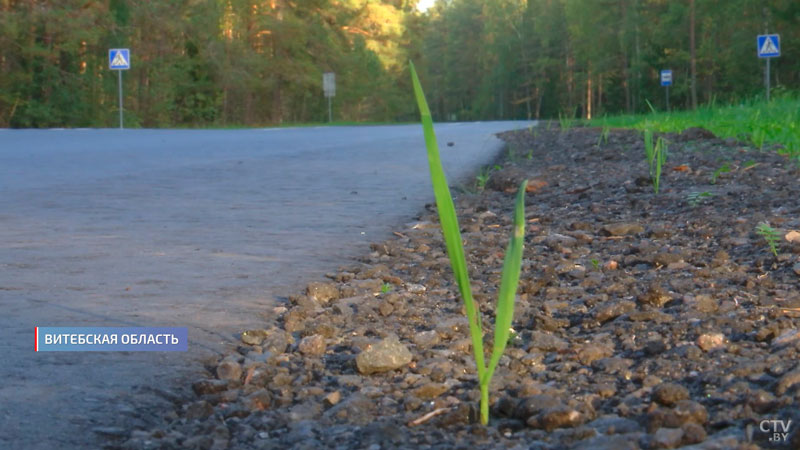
[
  {"left": 410, "top": 61, "right": 527, "bottom": 426},
  {"left": 686, "top": 191, "right": 714, "bottom": 207},
  {"left": 597, "top": 124, "right": 610, "bottom": 147},
  {"left": 380, "top": 282, "right": 393, "bottom": 294},
  {"left": 558, "top": 112, "right": 574, "bottom": 132},
  {"left": 755, "top": 223, "right": 781, "bottom": 257},
  {"left": 644, "top": 130, "right": 667, "bottom": 193},
  {"left": 710, "top": 162, "right": 731, "bottom": 184},
  {"left": 475, "top": 166, "right": 495, "bottom": 191}
]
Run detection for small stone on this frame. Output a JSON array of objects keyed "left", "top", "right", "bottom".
[
  {"left": 216, "top": 357, "right": 242, "bottom": 381},
  {"left": 185, "top": 400, "right": 214, "bottom": 420},
  {"left": 528, "top": 331, "right": 569, "bottom": 352},
  {"left": 244, "top": 390, "right": 272, "bottom": 411},
  {"left": 586, "top": 415, "right": 642, "bottom": 434},
  {"left": 577, "top": 344, "right": 614, "bottom": 365},
  {"left": 324, "top": 391, "right": 341, "bottom": 406},
  {"left": 694, "top": 294, "right": 719, "bottom": 313},
  {"left": 544, "top": 233, "right": 578, "bottom": 250},
  {"left": 602, "top": 222, "right": 644, "bottom": 236},
  {"left": 514, "top": 394, "right": 563, "bottom": 420},
  {"left": 681, "top": 422, "right": 707, "bottom": 445},
  {"left": 653, "top": 253, "right": 683, "bottom": 267},
  {"left": 379, "top": 301, "right": 394, "bottom": 316},
  {"left": 591, "top": 357, "right": 633, "bottom": 374},
  {"left": 323, "top": 393, "right": 375, "bottom": 425},
  {"left": 775, "top": 366, "right": 800, "bottom": 395},
  {"left": 673, "top": 400, "right": 708, "bottom": 425},
  {"left": 638, "top": 284, "right": 671, "bottom": 307},
  {"left": 696, "top": 332, "right": 726, "bottom": 352},
  {"left": 528, "top": 406, "right": 584, "bottom": 431},
  {"left": 412, "top": 330, "right": 440, "bottom": 349},
  {"left": 794, "top": 263, "right": 800, "bottom": 276},
  {"left": 652, "top": 383, "right": 689, "bottom": 406},
  {"left": 525, "top": 178, "right": 548, "bottom": 193},
  {"left": 406, "top": 283, "right": 426, "bottom": 294},
  {"left": 356, "top": 336, "right": 413, "bottom": 375},
  {"left": 652, "top": 427, "right": 684, "bottom": 449},
  {"left": 261, "top": 328, "right": 291, "bottom": 354},
  {"left": 412, "top": 383, "right": 448, "bottom": 400},
  {"left": 298, "top": 334, "right": 326, "bottom": 356},
  {"left": 746, "top": 389, "right": 776, "bottom": 413},
  {"left": 306, "top": 281, "right": 340, "bottom": 303},
  {"left": 192, "top": 379, "right": 229, "bottom": 396},
  {"left": 785, "top": 230, "right": 800, "bottom": 242},
  {"left": 604, "top": 260, "right": 618, "bottom": 270},
  {"left": 772, "top": 328, "right": 800, "bottom": 348},
  {"left": 241, "top": 329, "right": 269, "bottom": 346},
  {"left": 593, "top": 300, "right": 635, "bottom": 323}
]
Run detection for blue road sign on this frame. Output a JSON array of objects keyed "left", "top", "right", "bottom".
[
  {"left": 660, "top": 70, "right": 673, "bottom": 87},
  {"left": 109, "top": 48, "right": 131, "bottom": 70},
  {"left": 757, "top": 35, "right": 780, "bottom": 58}
]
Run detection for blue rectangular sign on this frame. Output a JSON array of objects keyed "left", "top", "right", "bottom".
[
  {"left": 109, "top": 48, "right": 131, "bottom": 70},
  {"left": 36, "top": 327, "right": 187, "bottom": 351},
  {"left": 660, "top": 70, "right": 673, "bottom": 87},
  {"left": 757, "top": 35, "right": 780, "bottom": 58}
]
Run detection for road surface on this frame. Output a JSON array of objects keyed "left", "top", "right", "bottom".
[{"left": 0, "top": 122, "right": 533, "bottom": 449}]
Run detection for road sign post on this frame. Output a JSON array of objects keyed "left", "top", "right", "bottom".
[
  {"left": 109, "top": 49, "right": 131, "bottom": 128},
  {"left": 660, "top": 70, "right": 673, "bottom": 111},
  {"left": 757, "top": 34, "right": 780, "bottom": 102},
  {"left": 323, "top": 72, "right": 335, "bottom": 123}
]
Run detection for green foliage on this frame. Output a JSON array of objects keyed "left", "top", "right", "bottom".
[
  {"left": 597, "top": 124, "right": 610, "bottom": 147},
  {"left": 755, "top": 223, "right": 781, "bottom": 257},
  {"left": 592, "top": 97, "right": 800, "bottom": 162},
  {"left": 558, "top": 112, "right": 574, "bottom": 132},
  {"left": 686, "top": 191, "right": 714, "bottom": 207},
  {"left": 590, "top": 259, "right": 600, "bottom": 270},
  {"left": 710, "top": 163, "right": 731, "bottom": 185},
  {"left": 644, "top": 130, "right": 667, "bottom": 194},
  {"left": 475, "top": 165, "right": 500, "bottom": 191},
  {"left": 380, "top": 283, "right": 393, "bottom": 294},
  {"left": 411, "top": 62, "right": 526, "bottom": 426}
]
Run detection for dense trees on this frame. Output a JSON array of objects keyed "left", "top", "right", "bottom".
[{"left": 1, "top": 0, "right": 798, "bottom": 127}]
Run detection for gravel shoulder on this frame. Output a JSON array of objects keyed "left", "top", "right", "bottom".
[{"left": 119, "top": 126, "right": 800, "bottom": 450}]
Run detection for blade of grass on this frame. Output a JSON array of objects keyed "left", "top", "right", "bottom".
[
  {"left": 483, "top": 180, "right": 527, "bottom": 385},
  {"left": 409, "top": 62, "right": 486, "bottom": 379}
]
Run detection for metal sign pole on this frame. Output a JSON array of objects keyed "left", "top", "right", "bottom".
[
  {"left": 328, "top": 97, "right": 332, "bottom": 123},
  {"left": 118, "top": 70, "right": 124, "bottom": 129},
  {"left": 766, "top": 58, "right": 771, "bottom": 102},
  {"left": 666, "top": 86, "right": 670, "bottom": 112}
]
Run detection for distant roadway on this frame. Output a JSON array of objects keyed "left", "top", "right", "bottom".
[{"left": 0, "top": 122, "right": 533, "bottom": 449}]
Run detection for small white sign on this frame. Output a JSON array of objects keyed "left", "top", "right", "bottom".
[
  {"left": 323, "top": 72, "right": 336, "bottom": 98},
  {"left": 109, "top": 49, "right": 131, "bottom": 70}
]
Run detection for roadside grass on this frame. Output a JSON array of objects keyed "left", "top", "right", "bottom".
[
  {"left": 588, "top": 96, "right": 800, "bottom": 160},
  {"left": 411, "top": 61, "right": 526, "bottom": 426}
]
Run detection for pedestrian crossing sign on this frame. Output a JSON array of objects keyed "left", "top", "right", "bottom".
[
  {"left": 757, "top": 35, "right": 780, "bottom": 58},
  {"left": 109, "top": 49, "right": 131, "bottom": 70}
]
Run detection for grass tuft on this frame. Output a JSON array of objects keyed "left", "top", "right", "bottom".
[{"left": 410, "top": 61, "right": 527, "bottom": 425}]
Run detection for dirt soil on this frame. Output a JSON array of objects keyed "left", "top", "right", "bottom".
[{"left": 117, "top": 126, "right": 800, "bottom": 450}]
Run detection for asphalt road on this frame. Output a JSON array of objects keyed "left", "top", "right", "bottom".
[{"left": 0, "top": 122, "right": 533, "bottom": 449}]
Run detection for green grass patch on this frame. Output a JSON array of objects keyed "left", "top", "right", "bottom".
[{"left": 589, "top": 96, "right": 800, "bottom": 160}]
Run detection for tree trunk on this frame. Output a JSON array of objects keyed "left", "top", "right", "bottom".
[
  {"left": 586, "top": 66, "right": 592, "bottom": 120},
  {"left": 689, "top": 0, "right": 698, "bottom": 110}
]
